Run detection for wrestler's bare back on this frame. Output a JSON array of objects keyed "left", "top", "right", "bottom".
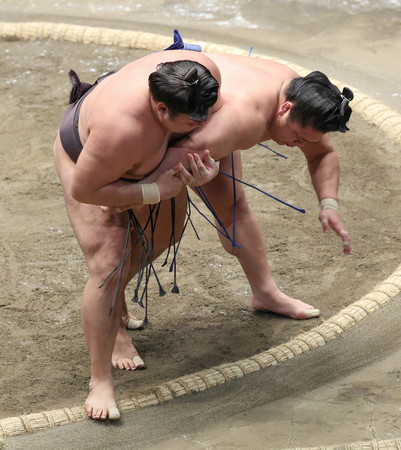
[
  {"left": 172, "top": 53, "right": 300, "bottom": 160},
  {"left": 55, "top": 50, "right": 221, "bottom": 206}
]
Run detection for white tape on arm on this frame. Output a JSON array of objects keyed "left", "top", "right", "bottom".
[
  {"left": 141, "top": 183, "right": 160, "bottom": 204},
  {"left": 320, "top": 198, "right": 339, "bottom": 212}
]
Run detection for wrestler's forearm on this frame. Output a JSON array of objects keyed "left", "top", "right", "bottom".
[
  {"left": 71, "top": 179, "right": 145, "bottom": 207},
  {"left": 307, "top": 151, "right": 340, "bottom": 201},
  {"left": 314, "top": 152, "right": 351, "bottom": 253},
  {"left": 72, "top": 167, "right": 187, "bottom": 207}
]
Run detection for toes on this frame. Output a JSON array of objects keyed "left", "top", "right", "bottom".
[
  {"left": 113, "top": 358, "right": 137, "bottom": 370},
  {"left": 118, "top": 360, "right": 129, "bottom": 370},
  {"left": 111, "top": 360, "right": 118, "bottom": 369},
  {"left": 91, "top": 408, "right": 107, "bottom": 421},
  {"left": 123, "top": 360, "right": 135, "bottom": 370},
  {"left": 86, "top": 406, "right": 93, "bottom": 418}
]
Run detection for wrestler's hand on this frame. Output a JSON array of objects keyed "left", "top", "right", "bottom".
[
  {"left": 156, "top": 166, "right": 186, "bottom": 200},
  {"left": 319, "top": 209, "right": 352, "bottom": 255},
  {"left": 175, "top": 150, "right": 218, "bottom": 187}
]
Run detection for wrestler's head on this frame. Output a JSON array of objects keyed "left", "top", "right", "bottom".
[
  {"left": 285, "top": 71, "right": 354, "bottom": 133},
  {"left": 148, "top": 60, "right": 219, "bottom": 122}
]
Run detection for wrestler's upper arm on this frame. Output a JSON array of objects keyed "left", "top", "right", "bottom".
[
  {"left": 186, "top": 106, "right": 241, "bottom": 160},
  {"left": 71, "top": 118, "right": 142, "bottom": 201}
]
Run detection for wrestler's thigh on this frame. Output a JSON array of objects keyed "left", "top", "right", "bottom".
[
  {"left": 54, "top": 137, "right": 130, "bottom": 277},
  {"left": 68, "top": 202, "right": 130, "bottom": 278}
]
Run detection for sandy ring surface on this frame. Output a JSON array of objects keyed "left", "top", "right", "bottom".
[{"left": 0, "top": 22, "right": 400, "bottom": 448}]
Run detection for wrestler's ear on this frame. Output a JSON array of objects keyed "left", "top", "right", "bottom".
[
  {"left": 156, "top": 102, "right": 169, "bottom": 120},
  {"left": 278, "top": 101, "right": 293, "bottom": 117}
]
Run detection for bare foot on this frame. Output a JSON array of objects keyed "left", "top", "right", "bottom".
[
  {"left": 252, "top": 289, "right": 319, "bottom": 319},
  {"left": 85, "top": 377, "right": 120, "bottom": 421},
  {"left": 111, "top": 324, "right": 146, "bottom": 370}
]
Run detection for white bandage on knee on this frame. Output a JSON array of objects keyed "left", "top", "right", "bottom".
[
  {"left": 141, "top": 183, "right": 160, "bottom": 205},
  {"left": 320, "top": 198, "right": 339, "bottom": 212}
]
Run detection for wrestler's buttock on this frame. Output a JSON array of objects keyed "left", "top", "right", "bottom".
[{"left": 53, "top": 133, "right": 75, "bottom": 171}]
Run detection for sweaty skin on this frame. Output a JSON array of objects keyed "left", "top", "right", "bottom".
[
  {"left": 54, "top": 50, "right": 222, "bottom": 421},
  {"left": 145, "top": 53, "right": 351, "bottom": 320}
]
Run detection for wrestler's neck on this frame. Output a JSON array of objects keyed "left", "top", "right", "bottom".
[{"left": 265, "top": 81, "right": 290, "bottom": 142}]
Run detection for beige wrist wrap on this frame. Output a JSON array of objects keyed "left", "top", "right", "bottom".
[
  {"left": 141, "top": 183, "right": 160, "bottom": 204},
  {"left": 320, "top": 198, "right": 339, "bottom": 212}
]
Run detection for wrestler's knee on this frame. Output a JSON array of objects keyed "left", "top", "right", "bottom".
[
  {"left": 218, "top": 193, "right": 250, "bottom": 227},
  {"left": 234, "top": 194, "right": 251, "bottom": 216},
  {"left": 85, "top": 240, "right": 132, "bottom": 286}
]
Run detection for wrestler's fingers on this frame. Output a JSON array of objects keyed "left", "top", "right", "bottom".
[
  {"left": 187, "top": 153, "right": 207, "bottom": 176},
  {"left": 167, "top": 166, "right": 181, "bottom": 176},
  {"left": 320, "top": 217, "right": 331, "bottom": 233},
  {"left": 170, "top": 164, "right": 190, "bottom": 182},
  {"left": 343, "top": 240, "right": 352, "bottom": 255},
  {"left": 179, "top": 172, "right": 196, "bottom": 186},
  {"left": 200, "top": 157, "right": 216, "bottom": 175},
  {"left": 203, "top": 149, "right": 215, "bottom": 167},
  {"left": 338, "top": 230, "right": 352, "bottom": 254},
  {"left": 338, "top": 229, "right": 350, "bottom": 241},
  {"left": 185, "top": 153, "right": 198, "bottom": 176},
  {"left": 194, "top": 153, "right": 211, "bottom": 176},
  {"left": 175, "top": 165, "right": 196, "bottom": 185},
  {"left": 338, "top": 229, "right": 352, "bottom": 255}
]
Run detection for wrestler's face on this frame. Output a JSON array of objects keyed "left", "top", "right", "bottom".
[
  {"left": 167, "top": 112, "right": 206, "bottom": 135},
  {"left": 278, "top": 120, "right": 323, "bottom": 148},
  {"left": 273, "top": 102, "right": 324, "bottom": 148},
  {"left": 153, "top": 100, "right": 207, "bottom": 135}
]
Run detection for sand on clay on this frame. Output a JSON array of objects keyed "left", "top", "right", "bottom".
[{"left": 1, "top": 37, "right": 401, "bottom": 419}]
